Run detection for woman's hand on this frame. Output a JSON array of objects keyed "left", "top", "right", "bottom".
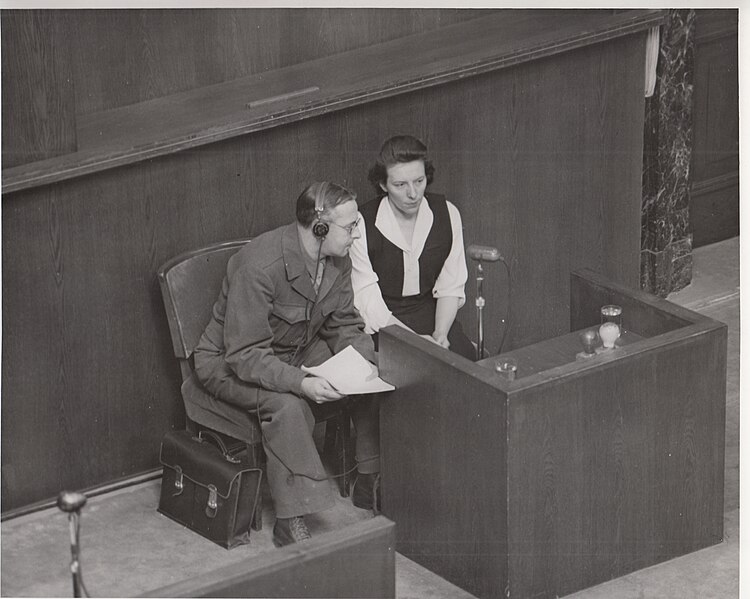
[
  {"left": 301, "top": 376, "right": 345, "bottom": 403},
  {"left": 419, "top": 334, "right": 442, "bottom": 346},
  {"left": 431, "top": 331, "right": 451, "bottom": 349}
]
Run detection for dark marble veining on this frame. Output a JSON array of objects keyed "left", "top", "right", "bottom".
[{"left": 641, "top": 9, "right": 695, "bottom": 297}]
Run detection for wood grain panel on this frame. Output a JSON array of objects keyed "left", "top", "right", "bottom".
[
  {"left": 506, "top": 327, "right": 726, "bottom": 597},
  {"left": 67, "top": 8, "right": 488, "bottom": 116},
  {"left": 379, "top": 328, "right": 509, "bottom": 599},
  {"left": 1, "top": 10, "right": 76, "bottom": 167},
  {"left": 147, "top": 516, "right": 396, "bottom": 598},
  {"left": 690, "top": 9, "right": 739, "bottom": 247},
  {"left": 692, "top": 9, "right": 738, "bottom": 182}
]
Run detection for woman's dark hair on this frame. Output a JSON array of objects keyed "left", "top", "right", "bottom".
[
  {"left": 296, "top": 181, "right": 357, "bottom": 227},
  {"left": 367, "top": 135, "right": 435, "bottom": 195}
]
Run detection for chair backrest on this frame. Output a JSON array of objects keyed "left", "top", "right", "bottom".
[{"left": 157, "top": 240, "right": 251, "bottom": 367}]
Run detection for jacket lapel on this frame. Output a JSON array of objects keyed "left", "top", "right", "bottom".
[
  {"left": 281, "top": 223, "right": 317, "bottom": 302},
  {"left": 315, "top": 259, "right": 341, "bottom": 304}
]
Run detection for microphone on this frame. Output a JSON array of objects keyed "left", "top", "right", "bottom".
[{"left": 467, "top": 244, "right": 502, "bottom": 262}]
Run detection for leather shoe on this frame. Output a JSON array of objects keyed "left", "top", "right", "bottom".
[
  {"left": 351, "top": 472, "right": 381, "bottom": 514},
  {"left": 273, "top": 516, "right": 311, "bottom": 547}
]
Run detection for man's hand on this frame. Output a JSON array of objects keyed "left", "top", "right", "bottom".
[{"left": 301, "top": 376, "right": 345, "bottom": 403}]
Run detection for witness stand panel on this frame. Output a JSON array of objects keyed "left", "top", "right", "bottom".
[
  {"left": 146, "top": 516, "right": 396, "bottom": 598},
  {"left": 378, "top": 269, "right": 726, "bottom": 599}
]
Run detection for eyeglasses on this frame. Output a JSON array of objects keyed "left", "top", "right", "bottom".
[{"left": 327, "top": 217, "right": 361, "bottom": 236}]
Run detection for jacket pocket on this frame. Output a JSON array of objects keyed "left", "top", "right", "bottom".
[
  {"left": 271, "top": 302, "right": 308, "bottom": 346},
  {"left": 272, "top": 302, "right": 307, "bottom": 324}
]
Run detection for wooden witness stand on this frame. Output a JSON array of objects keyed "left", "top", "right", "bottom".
[{"left": 378, "top": 269, "right": 726, "bottom": 599}]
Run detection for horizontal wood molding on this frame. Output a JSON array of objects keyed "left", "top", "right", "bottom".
[
  {"left": 691, "top": 171, "right": 739, "bottom": 197},
  {"left": 0, "top": 468, "right": 162, "bottom": 522},
  {"left": 2, "top": 9, "right": 665, "bottom": 195},
  {"left": 694, "top": 8, "right": 738, "bottom": 44}
]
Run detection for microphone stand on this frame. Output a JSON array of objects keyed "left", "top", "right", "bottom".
[
  {"left": 57, "top": 491, "right": 89, "bottom": 598},
  {"left": 468, "top": 244, "right": 504, "bottom": 360},
  {"left": 475, "top": 259, "right": 486, "bottom": 361}
]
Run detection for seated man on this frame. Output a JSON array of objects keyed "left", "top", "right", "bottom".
[{"left": 193, "top": 181, "right": 380, "bottom": 547}]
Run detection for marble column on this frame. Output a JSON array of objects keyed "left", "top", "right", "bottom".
[{"left": 640, "top": 9, "right": 695, "bottom": 297}]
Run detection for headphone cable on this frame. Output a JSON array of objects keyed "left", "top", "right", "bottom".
[
  {"left": 495, "top": 257, "right": 512, "bottom": 355},
  {"left": 261, "top": 238, "right": 360, "bottom": 485}
]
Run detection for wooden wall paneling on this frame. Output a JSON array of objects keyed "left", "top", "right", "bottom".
[
  {"left": 2, "top": 185, "right": 68, "bottom": 502},
  {"left": 1, "top": 172, "right": 185, "bottom": 508},
  {"left": 4, "top": 10, "right": 665, "bottom": 192},
  {"left": 1, "top": 10, "right": 77, "bottom": 167},
  {"left": 68, "top": 9, "right": 286, "bottom": 115},
  {"left": 689, "top": 9, "right": 739, "bottom": 247},
  {"left": 276, "top": 8, "right": 487, "bottom": 64},
  {"left": 66, "top": 8, "right": 491, "bottom": 116},
  {"left": 692, "top": 9, "right": 739, "bottom": 180}
]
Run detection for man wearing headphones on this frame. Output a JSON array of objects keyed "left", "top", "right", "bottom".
[{"left": 193, "top": 182, "right": 380, "bottom": 547}]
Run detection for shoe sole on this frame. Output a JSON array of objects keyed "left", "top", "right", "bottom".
[{"left": 273, "top": 530, "right": 311, "bottom": 547}]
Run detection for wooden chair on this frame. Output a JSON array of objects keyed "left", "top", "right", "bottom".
[{"left": 157, "top": 239, "right": 352, "bottom": 532}]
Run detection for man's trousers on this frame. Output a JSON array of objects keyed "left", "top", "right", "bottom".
[{"left": 195, "top": 339, "right": 380, "bottom": 518}]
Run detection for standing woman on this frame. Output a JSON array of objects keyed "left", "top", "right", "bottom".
[{"left": 349, "top": 135, "right": 475, "bottom": 360}]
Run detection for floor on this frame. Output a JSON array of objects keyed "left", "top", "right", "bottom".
[{"left": 0, "top": 236, "right": 740, "bottom": 598}]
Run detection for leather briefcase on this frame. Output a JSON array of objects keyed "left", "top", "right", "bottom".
[{"left": 158, "top": 429, "right": 263, "bottom": 549}]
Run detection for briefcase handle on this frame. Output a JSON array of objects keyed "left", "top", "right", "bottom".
[{"left": 197, "top": 430, "right": 241, "bottom": 464}]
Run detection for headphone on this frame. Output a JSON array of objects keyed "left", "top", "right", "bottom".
[{"left": 311, "top": 183, "right": 329, "bottom": 239}]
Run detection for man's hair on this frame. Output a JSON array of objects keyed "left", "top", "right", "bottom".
[
  {"left": 367, "top": 135, "right": 435, "bottom": 195},
  {"left": 296, "top": 181, "right": 357, "bottom": 227}
]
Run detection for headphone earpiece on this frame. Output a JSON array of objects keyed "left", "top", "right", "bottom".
[
  {"left": 312, "top": 218, "right": 329, "bottom": 239},
  {"left": 312, "top": 184, "right": 329, "bottom": 239}
]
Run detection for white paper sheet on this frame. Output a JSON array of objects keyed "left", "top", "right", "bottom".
[{"left": 301, "top": 345, "right": 395, "bottom": 395}]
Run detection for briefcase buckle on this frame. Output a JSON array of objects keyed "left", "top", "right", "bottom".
[
  {"left": 206, "top": 484, "right": 218, "bottom": 517},
  {"left": 172, "top": 466, "right": 184, "bottom": 495}
]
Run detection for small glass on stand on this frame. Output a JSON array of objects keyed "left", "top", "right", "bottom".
[
  {"left": 495, "top": 357, "right": 518, "bottom": 381},
  {"left": 598, "top": 304, "right": 622, "bottom": 351},
  {"left": 576, "top": 329, "right": 599, "bottom": 359}
]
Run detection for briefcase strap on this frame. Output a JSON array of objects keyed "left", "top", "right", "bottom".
[
  {"left": 163, "top": 462, "right": 262, "bottom": 498},
  {"left": 197, "top": 430, "right": 241, "bottom": 463}
]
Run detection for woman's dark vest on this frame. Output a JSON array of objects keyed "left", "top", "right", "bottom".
[{"left": 360, "top": 194, "right": 452, "bottom": 321}]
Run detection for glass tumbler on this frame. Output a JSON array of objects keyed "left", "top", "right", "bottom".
[
  {"left": 599, "top": 304, "right": 622, "bottom": 349},
  {"left": 600, "top": 304, "right": 623, "bottom": 328}
]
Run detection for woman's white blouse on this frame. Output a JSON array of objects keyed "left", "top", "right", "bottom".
[{"left": 349, "top": 195, "right": 468, "bottom": 334}]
